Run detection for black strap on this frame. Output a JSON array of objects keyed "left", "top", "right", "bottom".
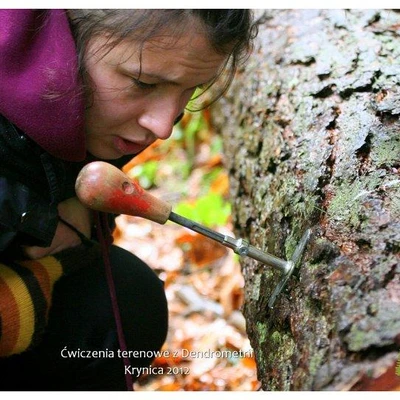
[{"left": 57, "top": 216, "right": 93, "bottom": 246}]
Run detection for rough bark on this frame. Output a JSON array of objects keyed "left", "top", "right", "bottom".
[{"left": 212, "top": 9, "right": 400, "bottom": 391}]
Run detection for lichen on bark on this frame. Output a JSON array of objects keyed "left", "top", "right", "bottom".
[{"left": 212, "top": 9, "right": 400, "bottom": 390}]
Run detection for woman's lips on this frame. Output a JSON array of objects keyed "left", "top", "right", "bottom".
[{"left": 113, "top": 136, "right": 149, "bottom": 155}]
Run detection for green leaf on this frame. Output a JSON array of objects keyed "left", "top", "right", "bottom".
[
  {"left": 130, "top": 160, "right": 158, "bottom": 189},
  {"left": 175, "top": 193, "right": 231, "bottom": 228}
]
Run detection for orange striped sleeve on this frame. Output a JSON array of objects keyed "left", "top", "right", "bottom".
[
  {"left": 0, "top": 263, "right": 35, "bottom": 356},
  {"left": 0, "top": 265, "right": 21, "bottom": 356},
  {"left": 19, "top": 257, "right": 63, "bottom": 320}
]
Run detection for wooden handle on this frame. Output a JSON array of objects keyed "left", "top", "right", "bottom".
[{"left": 75, "top": 161, "right": 172, "bottom": 224}]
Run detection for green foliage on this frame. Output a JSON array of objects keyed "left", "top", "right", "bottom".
[
  {"left": 171, "top": 112, "right": 208, "bottom": 170},
  {"left": 201, "top": 167, "right": 223, "bottom": 189},
  {"left": 129, "top": 110, "right": 231, "bottom": 228},
  {"left": 210, "top": 135, "right": 223, "bottom": 155},
  {"left": 130, "top": 160, "right": 158, "bottom": 189},
  {"left": 174, "top": 192, "right": 231, "bottom": 228}
]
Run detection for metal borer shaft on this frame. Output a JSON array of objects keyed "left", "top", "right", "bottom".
[
  {"left": 221, "top": 236, "right": 291, "bottom": 273},
  {"left": 169, "top": 212, "right": 226, "bottom": 243},
  {"left": 168, "top": 212, "right": 290, "bottom": 273}
]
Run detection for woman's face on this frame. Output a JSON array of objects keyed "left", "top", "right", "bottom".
[{"left": 84, "top": 30, "right": 227, "bottom": 159}]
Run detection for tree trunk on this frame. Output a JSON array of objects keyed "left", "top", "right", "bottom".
[{"left": 212, "top": 9, "right": 400, "bottom": 391}]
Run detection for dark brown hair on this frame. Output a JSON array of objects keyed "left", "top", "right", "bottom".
[{"left": 67, "top": 9, "right": 258, "bottom": 109}]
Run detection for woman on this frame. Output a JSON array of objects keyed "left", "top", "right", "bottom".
[{"left": 0, "top": 10, "right": 257, "bottom": 390}]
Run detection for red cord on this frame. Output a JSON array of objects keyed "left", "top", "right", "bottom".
[{"left": 94, "top": 211, "right": 133, "bottom": 391}]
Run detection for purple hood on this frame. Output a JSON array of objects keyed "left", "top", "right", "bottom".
[{"left": 0, "top": 9, "right": 86, "bottom": 161}]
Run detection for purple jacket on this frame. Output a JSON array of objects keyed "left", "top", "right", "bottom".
[{"left": 0, "top": 9, "right": 86, "bottom": 162}]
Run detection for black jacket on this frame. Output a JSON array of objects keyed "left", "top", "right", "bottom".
[{"left": 0, "top": 114, "right": 130, "bottom": 253}]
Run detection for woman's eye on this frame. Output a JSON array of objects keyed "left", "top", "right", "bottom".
[{"left": 132, "top": 78, "right": 156, "bottom": 90}]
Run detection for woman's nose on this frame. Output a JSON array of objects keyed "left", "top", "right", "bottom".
[
  {"left": 138, "top": 102, "right": 181, "bottom": 140},
  {"left": 138, "top": 88, "right": 195, "bottom": 140}
]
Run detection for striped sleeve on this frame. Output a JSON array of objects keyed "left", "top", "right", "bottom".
[
  {"left": 0, "top": 241, "right": 100, "bottom": 357},
  {"left": 0, "top": 256, "right": 63, "bottom": 356}
]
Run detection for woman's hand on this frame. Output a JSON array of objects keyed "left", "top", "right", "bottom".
[{"left": 23, "top": 197, "right": 92, "bottom": 259}]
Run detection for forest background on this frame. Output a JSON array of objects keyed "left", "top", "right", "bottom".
[{"left": 114, "top": 110, "right": 260, "bottom": 391}]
